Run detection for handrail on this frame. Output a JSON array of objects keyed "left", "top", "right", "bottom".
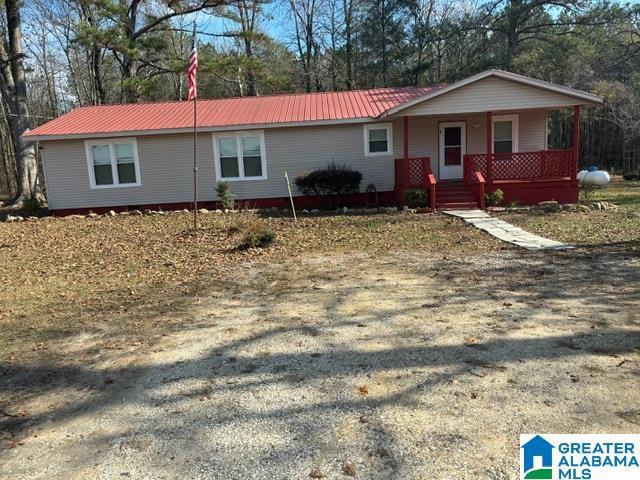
[
  {"left": 464, "top": 149, "right": 573, "bottom": 182},
  {"left": 474, "top": 171, "right": 486, "bottom": 210},
  {"left": 394, "top": 157, "right": 435, "bottom": 208},
  {"left": 427, "top": 172, "right": 437, "bottom": 211}
]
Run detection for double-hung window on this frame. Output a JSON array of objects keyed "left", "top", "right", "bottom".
[
  {"left": 364, "top": 123, "right": 393, "bottom": 156},
  {"left": 214, "top": 131, "right": 267, "bottom": 181},
  {"left": 493, "top": 114, "right": 519, "bottom": 154},
  {"left": 85, "top": 138, "right": 141, "bottom": 188}
]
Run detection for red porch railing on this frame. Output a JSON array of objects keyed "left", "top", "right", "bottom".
[
  {"left": 394, "top": 157, "right": 436, "bottom": 210},
  {"left": 464, "top": 149, "right": 575, "bottom": 184}
]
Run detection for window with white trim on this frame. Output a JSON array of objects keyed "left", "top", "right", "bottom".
[
  {"left": 364, "top": 123, "right": 393, "bottom": 156},
  {"left": 213, "top": 131, "right": 267, "bottom": 181},
  {"left": 493, "top": 114, "right": 519, "bottom": 154},
  {"left": 85, "top": 138, "right": 141, "bottom": 188}
]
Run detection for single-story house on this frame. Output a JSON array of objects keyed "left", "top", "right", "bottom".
[{"left": 25, "top": 69, "right": 603, "bottom": 214}]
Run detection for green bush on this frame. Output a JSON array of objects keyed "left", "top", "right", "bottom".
[
  {"left": 404, "top": 188, "right": 428, "bottom": 207},
  {"left": 295, "top": 162, "right": 362, "bottom": 197},
  {"left": 216, "top": 181, "right": 235, "bottom": 210},
  {"left": 580, "top": 184, "right": 596, "bottom": 202},
  {"left": 23, "top": 197, "right": 47, "bottom": 216},
  {"left": 485, "top": 189, "right": 504, "bottom": 207},
  {"left": 238, "top": 220, "right": 276, "bottom": 249}
]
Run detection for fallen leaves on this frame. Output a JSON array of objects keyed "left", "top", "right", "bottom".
[
  {"left": 0, "top": 211, "right": 501, "bottom": 361},
  {"left": 357, "top": 385, "right": 368, "bottom": 397},
  {"left": 342, "top": 463, "right": 357, "bottom": 477}
]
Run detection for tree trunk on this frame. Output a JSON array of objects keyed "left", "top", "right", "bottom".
[{"left": 1, "top": 0, "right": 39, "bottom": 205}]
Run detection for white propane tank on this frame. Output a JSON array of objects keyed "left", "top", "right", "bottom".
[{"left": 578, "top": 170, "right": 610, "bottom": 187}]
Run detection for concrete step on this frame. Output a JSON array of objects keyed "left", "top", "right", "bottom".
[{"left": 437, "top": 201, "right": 478, "bottom": 210}]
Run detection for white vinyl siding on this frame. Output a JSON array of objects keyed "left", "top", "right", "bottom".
[
  {"left": 41, "top": 110, "right": 548, "bottom": 210},
  {"left": 85, "top": 138, "right": 141, "bottom": 189},
  {"left": 400, "top": 77, "right": 580, "bottom": 116},
  {"left": 213, "top": 131, "right": 267, "bottom": 181}
]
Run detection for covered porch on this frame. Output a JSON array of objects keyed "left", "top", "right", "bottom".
[{"left": 393, "top": 106, "right": 581, "bottom": 209}]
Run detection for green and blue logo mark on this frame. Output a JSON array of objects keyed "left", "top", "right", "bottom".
[
  {"left": 520, "top": 434, "right": 640, "bottom": 480},
  {"left": 521, "top": 435, "right": 554, "bottom": 479}
]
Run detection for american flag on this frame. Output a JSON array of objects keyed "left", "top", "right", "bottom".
[{"left": 187, "top": 28, "right": 198, "bottom": 101}]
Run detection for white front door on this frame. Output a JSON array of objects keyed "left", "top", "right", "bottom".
[{"left": 439, "top": 122, "right": 466, "bottom": 180}]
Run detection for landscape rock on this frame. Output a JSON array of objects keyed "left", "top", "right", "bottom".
[
  {"left": 310, "top": 209, "right": 321, "bottom": 214},
  {"left": 301, "top": 209, "right": 310, "bottom": 214},
  {"left": 384, "top": 206, "right": 398, "bottom": 214},
  {"left": 119, "top": 211, "right": 130, "bottom": 216},
  {"left": 362, "top": 208, "right": 377, "bottom": 214},
  {"left": 198, "top": 208, "right": 209, "bottom": 214},
  {"left": 130, "top": 210, "right": 143, "bottom": 216},
  {"left": 105, "top": 210, "right": 117, "bottom": 217},
  {"left": 576, "top": 204, "right": 591, "bottom": 213},
  {"left": 5, "top": 215, "right": 24, "bottom": 223},
  {"left": 538, "top": 200, "right": 561, "bottom": 213},
  {"left": 87, "top": 212, "right": 99, "bottom": 218}
]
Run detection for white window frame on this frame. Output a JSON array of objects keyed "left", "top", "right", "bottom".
[
  {"left": 84, "top": 138, "right": 141, "bottom": 189},
  {"left": 492, "top": 114, "right": 519, "bottom": 153},
  {"left": 212, "top": 130, "right": 268, "bottom": 181},
  {"left": 363, "top": 123, "right": 393, "bottom": 157}
]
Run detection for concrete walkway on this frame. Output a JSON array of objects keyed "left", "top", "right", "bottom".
[{"left": 443, "top": 209, "right": 573, "bottom": 251}]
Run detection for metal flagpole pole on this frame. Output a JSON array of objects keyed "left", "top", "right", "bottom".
[{"left": 193, "top": 94, "right": 198, "bottom": 230}]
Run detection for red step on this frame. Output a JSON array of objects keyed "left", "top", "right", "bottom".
[
  {"left": 436, "top": 201, "right": 478, "bottom": 210},
  {"left": 435, "top": 183, "right": 478, "bottom": 210}
]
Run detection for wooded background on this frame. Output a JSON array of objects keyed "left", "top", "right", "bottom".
[{"left": 1, "top": 0, "right": 639, "bottom": 201}]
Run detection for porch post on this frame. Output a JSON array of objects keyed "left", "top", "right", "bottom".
[
  {"left": 486, "top": 111, "right": 493, "bottom": 183},
  {"left": 572, "top": 105, "right": 581, "bottom": 181},
  {"left": 403, "top": 115, "right": 409, "bottom": 187}
]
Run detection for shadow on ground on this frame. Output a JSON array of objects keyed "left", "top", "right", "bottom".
[{"left": 1, "top": 246, "right": 639, "bottom": 479}]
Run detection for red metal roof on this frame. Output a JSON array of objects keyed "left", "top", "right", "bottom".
[{"left": 25, "top": 86, "right": 444, "bottom": 138}]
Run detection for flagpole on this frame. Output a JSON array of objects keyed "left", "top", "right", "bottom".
[{"left": 193, "top": 94, "right": 198, "bottom": 230}]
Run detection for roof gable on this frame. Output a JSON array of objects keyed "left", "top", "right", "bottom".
[{"left": 382, "top": 70, "right": 602, "bottom": 118}]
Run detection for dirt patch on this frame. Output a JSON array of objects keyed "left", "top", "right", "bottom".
[{"left": 1, "top": 245, "right": 638, "bottom": 479}]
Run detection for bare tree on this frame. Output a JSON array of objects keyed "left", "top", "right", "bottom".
[
  {"left": 82, "top": 0, "right": 230, "bottom": 103},
  {"left": 0, "top": 0, "right": 40, "bottom": 206},
  {"left": 289, "top": 0, "right": 323, "bottom": 92},
  {"left": 218, "top": 0, "right": 271, "bottom": 96}
]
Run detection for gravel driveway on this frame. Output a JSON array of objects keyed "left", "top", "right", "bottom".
[{"left": 2, "top": 248, "right": 639, "bottom": 479}]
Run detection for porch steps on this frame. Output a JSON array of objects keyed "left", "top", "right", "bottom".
[{"left": 435, "top": 183, "right": 478, "bottom": 210}]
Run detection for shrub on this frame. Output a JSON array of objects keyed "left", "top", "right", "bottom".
[
  {"left": 580, "top": 184, "right": 596, "bottom": 202},
  {"left": 485, "top": 189, "right": 504, "bottom": 206},
  {"left": 404, "top": 188, "right": 428, "bottom": 207},
  {"left": 295, "top": 162, "right": 362, "bottom": 198},
  {"left": 23, "top": 197, "right": 47, "bottom": 216},
  {"left": 238, "top": 219, "right": 276, "bottom": 249},
  {"left": 216, "top": 181, "right": 235, "bottom": 210}
]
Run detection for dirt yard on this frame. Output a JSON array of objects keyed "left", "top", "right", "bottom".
[{"left": 1, "top": 207, "right": 639, "bottom": 479}]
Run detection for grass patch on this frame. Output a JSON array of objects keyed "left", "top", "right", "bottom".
[
  {"left": 501, "top": 177, "right": 640, "bottom": 246},
  {"left": 591, "top": 178, "right": 640, "bottom": 212}
]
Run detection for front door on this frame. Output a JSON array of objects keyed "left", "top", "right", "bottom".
[{"left": 439, "top": 122, "right": 466, "bottom": 180}]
